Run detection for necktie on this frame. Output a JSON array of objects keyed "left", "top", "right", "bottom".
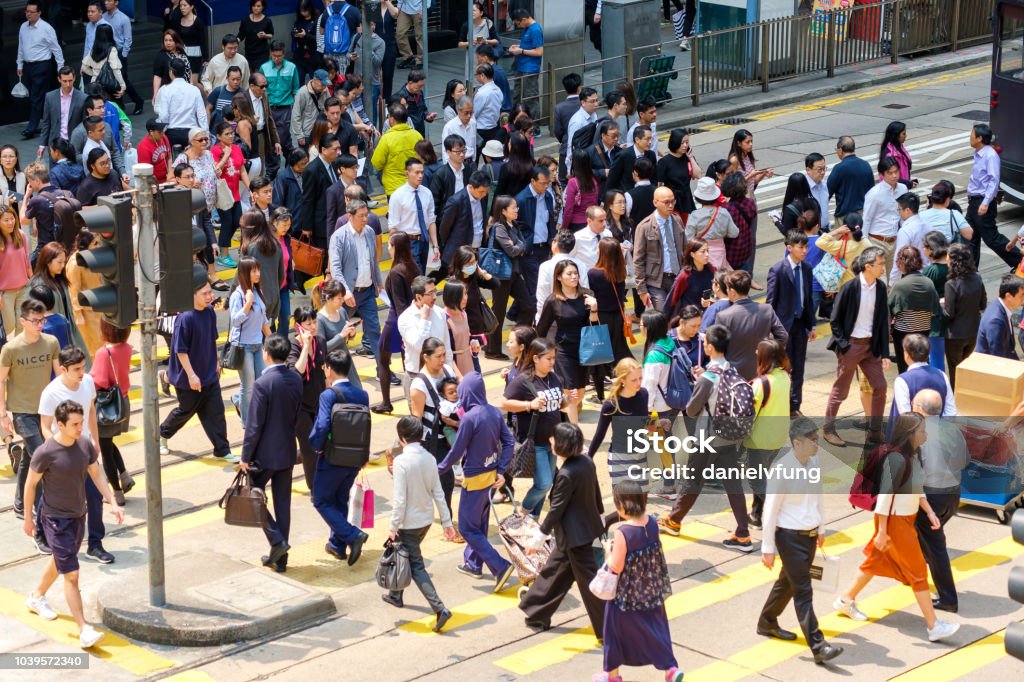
[
  {"left": 661, "top": 217, "right": 679, "bottom": 274},
  {"left": 794, "top": 264, "right": 803, "bottom": 314},
  {"left": 413, "top": 188, "right": 429, "bottom": 241},
  {"left": 327, "top": 160, "right": 338, "bottom": 185}
]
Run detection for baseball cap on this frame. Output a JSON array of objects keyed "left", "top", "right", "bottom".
[
  {"left": 313, "top": 69, "right": 330, "bottom": 83},
  {"left": 146, "top": 117, "right": 167, "bottom": 132}
]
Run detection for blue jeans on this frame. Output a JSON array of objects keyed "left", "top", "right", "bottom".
[
  {"left": 347, "top": 287, "right": 381, "bottom": 360},
  {"left": 312, "top": 460, "right": 363, "bottom": 551},
  {"left": 929, "top": 335, "right": 946, "bottom": 372},
  {"left": 811, "top": 290, "right": 823, "bottom": 319},
  {"left": 233, "top": 344, "right": 266, "bottom": 427},
  {"left": 522, "top": 445, "right": 556, "bottom": 517},
  {"left": 12, "top": 413, "right": 45, "bottom": 518},
  {"left": 276, "top": 286, "right": 291, "bottom": 333}
]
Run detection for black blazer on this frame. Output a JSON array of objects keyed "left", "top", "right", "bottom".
[
  {"left": 540, "top": 455, "right": 604, "bottom": 550},
  {"left": 553, "top": 96, "right": 581, "bottom": 165},
  {"left": 300, "top": 157, "right": 334, "bottom": 247},
  {"left": 943, "top": 272, "right": 987, "bottom": 340},
  {"left": 588, "top": 143, "right": 616, "bottom": 184},
  {"left": 606, "top": 147, "right": 657, "bottom": 192},
  {"left": 241, "top": 365, "right": 304, "bottom": 470},
  {"left": 766, "top": 257, "right": 815, "bottom": 331},
  {"left": 439, "top": 189, "right": 488, "bottom": 266},
  {"left": 627, "top": 183, "right": 656, "bottom": 226},
  {"left": 430, "top": 162, "right": 474, "bottom": 221},
  {"left": 514, "top": 185, "right": 557, "bottom": 247},
  {"left": 325, "top": 180, "right": 359, "bottom": 242},
  {"left": 828, "top": 275, "right": 890, "bottom": 358}
]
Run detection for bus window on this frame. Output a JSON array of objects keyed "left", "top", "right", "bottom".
[{"left": 999, "top": 6, "right": 1024, "bottom": 79}]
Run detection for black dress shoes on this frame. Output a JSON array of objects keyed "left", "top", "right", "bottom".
[
  {"left": 348, "top": 532, "right": 368, "bottom": 566},
  {"left": 932, "top": 599, "right": 959, "bottom": 613},
  {"left": 813, "top": 643, "right": 844, "bottom": 665},
  {"left": 433, "top": 608, "right": 452, "bottom": 632},
  {"left": 757, "top": 625, "right": 798, "bottom": 641},
  {"left": 263, "top": 541, "right": 290, "bottom": 567}
]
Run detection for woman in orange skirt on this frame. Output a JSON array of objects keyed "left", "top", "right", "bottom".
[{"left": 832, "top": 413, "right": 961, "bottom": 642}]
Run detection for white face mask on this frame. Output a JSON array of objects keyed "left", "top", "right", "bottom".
[{"left": 462, "top": 264, "right": 477, "bottom": 276}]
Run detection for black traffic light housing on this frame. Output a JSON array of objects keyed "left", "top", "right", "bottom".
[
  {"left": 156, "top": 186, "right": 207, "bottom": 315},
  {"left": 74, "top": 195, "right": 137, "bottom": 328},
  {"left": 1007, "top": 509, "right": 1024, "bottom": 660}
]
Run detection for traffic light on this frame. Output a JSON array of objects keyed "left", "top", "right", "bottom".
[
  {"left": 156, "top": 186, "right": 207, "bottom": 314},
  {"left": 1007, "top": 509, "right": 1024, "bottom": 660},
  {"left": 74, "top": 195, "right": 137, "bottom": 328}
]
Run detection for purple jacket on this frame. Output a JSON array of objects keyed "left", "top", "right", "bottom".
[{"left": 438, "top": 372, "right": 514, "bottom": 478}]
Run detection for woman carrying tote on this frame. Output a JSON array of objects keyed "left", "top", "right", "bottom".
[
  {"left": 484, "top": 196, "right": 531, "bottom": 359},
  {"left": 89, "top": 320, "right": 135, "bottom": 506}
]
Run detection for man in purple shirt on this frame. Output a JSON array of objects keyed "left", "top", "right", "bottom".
[{"left": 967, "top": 123, "right": 1020, "bottom": 268}]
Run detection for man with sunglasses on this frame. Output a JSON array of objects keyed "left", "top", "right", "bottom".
[{"left": 1, "top": 298, "right": 61, "bottom": 552}]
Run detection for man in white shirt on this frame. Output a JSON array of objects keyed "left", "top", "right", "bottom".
[
  {"left": 861, "top": 157, "right": 907, "bottom": 273},
  {"left": 397, "top": 277, "right": 456, "bottom": 381},
  {"left": 388, "top": 159, "right": 439, "bottom": 274},
  {"left": 571, "top": 206, "right": 613, "bottom": 272},
  {"left": 473, "top": 64, "right": 503, "bottom": 148},
  {"left": 625, "top": 97, "right": 658, "bottom": 157},
  {"left": 911, "top": 388, "right": 968, "bottom": 614},
  {"left": 201, "top": 34, "right": 251, "bottom": 94},
  {"left": 889, "top": 193, "right": 930, "bottom": 285},
  {"left": 564, "top": 87, "right": 600, "bottom": 175},
  {"left": 803, "top": 153, "right": 830, "bottom": 231},
  {"left": 17, "top": 2, "right": 64, "bottom": 139},
  {"left": 891, "top": 335, "right": 956, "bottom": 416},
  {"left": 535, "top": 231, "right": 590, "bottom": 323},
  {"left": 441, "top": 97, "right": 477, "bottom": 163},
  {"left": 759, "top": 418, "right": 842, "bottom": 664},
  {"left": 156, "top": 59, "right": 209, "bottom": 149}
]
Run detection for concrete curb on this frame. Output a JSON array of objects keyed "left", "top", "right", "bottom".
[{"left": 98, "top": 551, "right": 337, "bottom": 647}]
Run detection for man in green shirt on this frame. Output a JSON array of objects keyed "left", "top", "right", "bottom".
[{"left": 261, "top": 41, "right": 300, "bottom": 157}]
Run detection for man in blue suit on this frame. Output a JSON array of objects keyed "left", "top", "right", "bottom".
[
  {"left": 515, "top": 166, "right": 558, "bottom": 318},
  {"left": 975, "top": 274, "right": 1024, "bottom": 359},
  {"left": 766, "top": 231, "right": 817, "bottom": 415},
  {"left": 439, "top": 171, "right": 491, "bottom": 268},
  {"left": 239, "top": 335, "right": 304, "bottom": 572},
  {"left": 309, "top": 348, "right": 371, "bottom": 566}
]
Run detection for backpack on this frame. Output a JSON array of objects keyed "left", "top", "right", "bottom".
[
  {"left": 659, "top": 343, "right": 696, "bottom": 411},
  {"left": 572, "top": 115, "right": 611, "bottom": 155},
  {"left": 40, "top": 191, "right": 83, "bottom": 253},
  {"left": 323, "top": 2, "right": 353, "bottom": 54},
  {"left": 326, "top": 386, "right": 371, "bottom": 468},
  {"left": 710, "top": 366, "right": 756, "bottom": 441},
  {"left": 849, "top": 446, "right": 911, "bottom": 512}
]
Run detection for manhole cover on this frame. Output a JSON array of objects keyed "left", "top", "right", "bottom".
[
  {"left": 883, "top": 103, "right": 910, "bottom": 109},
  {"left": 714, "top": 117, "right": 754, "bottom": 125},
  {"left": 953, "top": 109, "right": 990, "bottom": 121}
]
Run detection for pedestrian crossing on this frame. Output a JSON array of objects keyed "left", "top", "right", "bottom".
[{"left": 891, "top": 622, "right": 1020, "bottom": 681}]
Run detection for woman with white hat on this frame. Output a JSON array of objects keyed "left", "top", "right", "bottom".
[
  {"left": 686, "top": 177, "right": 739, "bottom": 270},
  {"left": 479, "top": 138, "right": 506, "bottom": 190}
]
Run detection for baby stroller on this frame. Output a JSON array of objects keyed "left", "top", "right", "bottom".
[{"left": 490, "top": 489, "right": 553, "bottom": 599}]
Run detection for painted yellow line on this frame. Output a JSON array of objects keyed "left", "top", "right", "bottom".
[
  {"left": 684, "top": 535, "right": 1024, "bottom": 682},
  {"left": 494, "top": 519, "right": 876, "bottom": 675},
  {"left": 140, "top": 504, "right": 225, "bottom": 538},
  {"left": 891, "top": 624, "right": 1019, "bottom": 682},
  {"left": 129, "top": 454, "right": 234, "bottom": 497},
  {"left": 164, "top": 671, "right": 218, "bottom": 682},
  {"left": 0, "top": 587, "right": 178, "bottom": 676}
]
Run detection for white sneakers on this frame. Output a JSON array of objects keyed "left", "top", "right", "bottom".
[
  {"left": 79, "top": 624, "right": 105, "bottom": 649},
  {"left": 927, "top": 620, "right": 960, "bottom": 642},
  {"left": 26, "top": 594, "right": 57, "bottom": 620},
  {"left": 159, "top": 437, "right": 169, "bottom": 456},
  {"left": 833, "top": 596, "right": 868, "bottom": 621}
]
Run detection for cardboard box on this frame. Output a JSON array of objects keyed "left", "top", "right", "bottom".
[{"left": 955, "top": 352, "right": 1024, "bottom": 417}]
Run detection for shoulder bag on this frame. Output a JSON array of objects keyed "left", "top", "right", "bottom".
[
  {"left": 479, "top": 297, "right": 499, "bottom": 334},
  {"left": 508, "top": 380, "right": 539, "bottom": 479},
  {"left": 96, "top": 52, "right": 121, "bottom": 95},
  {"left": 812, "top": 237, "right": 848, "bottom": 294},
  {"left": 479, "top": 223, "right": 513, "bottom": 280},
  {"left": 219, "top": 469, "right": 268, "bottom": 527},
  {"left": 376, "top": 538, "right": 412, "bottom": 591},
  {"left": 292, "top": 233, "right": 326, "bottom": 276},
  {"left": 96, "top": 347, "right": 130, "bottom": 438}
]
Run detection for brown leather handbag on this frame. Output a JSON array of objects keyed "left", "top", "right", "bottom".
[
  {"left": 292, "top": 234, "right": 325, "bottom": 276},
  {"left": 219, "top": 470, "right": 268, "bottom": 527}
]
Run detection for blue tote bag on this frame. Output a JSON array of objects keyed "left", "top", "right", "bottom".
[{"left": 579, "top": 321, "right": 614, "bottom": 366}]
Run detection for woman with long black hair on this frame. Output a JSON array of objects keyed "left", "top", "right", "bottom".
[
  {"left": 288, "top": 305, "right": 327, "bottom": 490},
  {"left": 779, "top": 172, "right": 818, "bottom": 234},
  {"left": 238, "top": 209, "right": 284, "bottom": 325},
  {"left": 879, "top": 120, "right": 916, "bottom": 188},
  {"left": 485, "top": 196, "right": 531, "bottom": 359},
  {"left": 562, "top": 149, "right": 599, "bottom": 230},
  {"left": 90, "top": 320, "right": 135, "bottom": 505},
  {"left": 657, "top": 128, "right": 700, "bottom": 223},
  {"left": 495, "top": 132, "right": 535, "bottom": 198},
  {"left": 728, "top": 129, "right": 773, "bottom": 272},
  {"left": 81, "top": 24, "right": 125, "bottom": 101},
  {"left": 170, "top": 0, "right": 208, "bottom": 86},
  {"left": 374, "top": 232, "right": 420, "bottom": 414}
]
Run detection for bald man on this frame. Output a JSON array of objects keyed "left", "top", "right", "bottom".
[
  {"left": 911, "top": 387, "right": 967, "bottom": 613},
  {"left": 633, "top": 186, "right": 687, "bottom": 312}
]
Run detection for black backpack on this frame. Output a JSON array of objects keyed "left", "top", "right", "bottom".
[
  {"left": 326, "top": 386, "right": 371, "bottom": 468},
  {"left": 571, "top": 115, "right": 610, "bottom": 154},
  {"left": 41, "top": 190, "right": 83, "bottom": 253}
]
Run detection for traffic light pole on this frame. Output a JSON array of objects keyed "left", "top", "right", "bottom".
[{"left": 134, "top": 164, "right": 166, "bottom": 608}]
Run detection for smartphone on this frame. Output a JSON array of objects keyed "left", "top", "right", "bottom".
[{"left": 702, "top": 289, "right": 714, "bottom": 301}]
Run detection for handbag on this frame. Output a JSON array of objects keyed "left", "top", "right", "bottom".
[
  {"left": 479, "top": 299, "right": 499, "bottom": 334},
  {"left": 376, "top": 538, "right": 413, "bottom": 591},
  {"left": 96, "top": 57, "right": 120, "bottom": 95},
  {"left": 508, "top": 380, "right": 539, "bottom": 479},
  {"left": 220, "top": 340, "right": 244, "bottom": 371},
  {"left": 219, "top": 470, "right": 268, "bottom": 527},
  {"left": 812, "top": 239, "right": 848, "bottom": 293},
  {"left": 809, "top": 549, "right": 840, "bottom": 593},
  {"left": 479, "top": 225, "right": 513, "bottom": 280},
  {"left": 215, "top": 178, "right": 236, "bottom": 211},
  {"left": 292, "top": 233, "right": 326, "bottom": 276},
  {"left": 613, "top": 281, "right": 636, "bottom": 345},
  {"left": 580, "top": 320, "right": 614, "bottom": 366},
  {"left": 96, "top": 348, "right": 130, "bottom": 438},
  {"left": 589, "top": 562, "right": 619, "bottom": 601},
  {"left": 348, "top": 475, "right": 375, "bottom": 529}
]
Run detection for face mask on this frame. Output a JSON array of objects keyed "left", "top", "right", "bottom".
[{"left": 462, "top": 264, "right": 477, "bottom": 276}]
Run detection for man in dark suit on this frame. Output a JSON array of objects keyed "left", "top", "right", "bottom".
[
  {"left": 298, "top": 133, "right": 341, "bottom": 285},
  {"left": 439, "top": 171, "right": 490, "bottom": 268},
  {"left": 515, "top": 166, "right": 558, "bottom": 317},
  {"left": 975, "top": 273, "right": 1024, "bottom": 359},
  {"left": 552, "top": 73, "right": 582, "bottom": 184},
  {"left": 717, "top": 270, "right": 788, "bottom": 381},
  {"left": 606, "top": 124, "right": 657, "bottom": 192},
  {"left": 520, "top": 423, "right": 605, "bottom": 638},
  {"left": 324, "top": 154, "right": 360, "bottom": 240},
  {"left": 588, "top": 119, "right": 620, "bottom": 194},
  {"left": 766, "top": 232, "right": 817, "bottom": 414},
  {"left": 239, "top": 335, "right": 304, "bottom": 572},
  {"left": 233, "top": 73, "right": 282, "bottom": 179},
  {"left": 430, "top": 134, "right": 474, "bottom": 225},
  {"left": 37, "top": 67, "right": 87, "bottom": 157}
]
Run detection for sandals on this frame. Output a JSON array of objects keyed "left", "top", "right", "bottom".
[
  {"left": 822, "top": 431, "right": 846, "bottom": 447},
  {"left": 210, "top": 279, "right": 230, "bottom": 292}
]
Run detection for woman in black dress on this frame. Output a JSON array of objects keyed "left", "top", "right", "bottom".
[
  {"left": 657, "top": 128, "right": 701, "bottom": 224},
  {"left": 292, "top": 0, "right": 321, "bottom": 83},
  {"left": 169, "top": 0, "right": 207, "bottom": 87},
  {"left": 588, "top": 237, "right": 635, "bottom": 400},
  {"left": 238, "top": 0, "right": 275, "bottom": 73},
  {"left": 152, "top": 29, "right": 191, "bottom": 103},
  {"left": 373, "top": 232, "right": 420, "bottom": 414},
  {"left": 537, "top": 259, "right": 599, "bottom": 425}
]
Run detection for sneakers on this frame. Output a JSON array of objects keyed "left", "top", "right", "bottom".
[
  {"left": 456, "top": 564, "right": 483, "bottom": 579},
  {"left": 665, "top": 667, "right": 685, "bottom": 682},
  {"left": 87, "top": 545, "right": 115, "bottom": 564},
  {"left": 679, "top": 38, "right": 691, "bottom": 51},
  {"left": 593, "top": 674, "right": 624, "bottom": 682},
  {"left": 159, "top": 437, "right": 169, "bottom": 456},
  {"left": 723, "top": 534, "right": 754, "bottom": 552},
  {"left": 26, "top": 594, "right": 57, "bottom": 620},
  {"left": 114, "top": 490, "right": 126, "bottom": 506},
  {"left": 216, "top": 255, "right": 237, "bottom": 268},
  {"left": 657, "top": 515, "right": 681, "bottom": 536},
  {"left": 33, "top": 535, "right": 52, "bottom": 555},
  {"left": 79, "top": 624, "right": 105, "bottom": 648},
  {"left": 218, "top": 452, "right": 241, "bottom": 463},
  {"left": 927, "top": 619, "right": 960, "bottom": 642},
  {"left": 833, "top": 596, "right": 868, "bottom": 621}
]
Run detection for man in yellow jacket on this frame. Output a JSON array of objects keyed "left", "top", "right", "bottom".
[{"left": 371, "top": 102, "right": 423, "bottom": 196}]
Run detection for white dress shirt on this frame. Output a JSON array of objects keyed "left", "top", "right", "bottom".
[
  {"left": 760, "top": 448, "right": 825, "bottom": 555},
  {"left": 571, "top": 226, "right": 613, "bottom": 272},
  {"left": 893, "top": 362, "right": 957, "bottom": 416},
  {"left": 473, "top": 81, "right": 502, "bottom": 129},
  {"left": 889, "top": 214, "right": 931, "bottom": 285},
  {"left": 449, "top": 163, "right": 465, "bottom": 195},
  {"left": 920, "top": 419, "right": 969, "bottom": 489},
  {"left": 17, "top": 19, "right": 64, "bottom": 69},
  {"left": 565, "top": 108, "right": 597, "bottom": 173},
  {"left": 249, "top": 89, "right": 266, "bottom": 130},
  {"left": 534, "top": 253, "right": 590, "bottom": 322},
  {"left": 861, "top": 180, "right": 907, "bottom": 238},
  {"left": 397, "top": 303, "right": 452, "bottom": 374},
  {"left": 441, "top": 116, "right": 477, "bottom": 162},
  {"left": 469, "top": 195, "right": 484, "bottom": 246},
  {"left": 351, "top": 225, "right": 371, "bottom": 287},
  {"left": 156, "top": 78, "right": 209, "bottom": 130},
  {"left": 851, "top": 273, "right": 877, "bottom": 338},
  {"left": 389, "top": 182, "right": 436, "bottom": 238},
  {"left": 626, "top": 121, "right": 658, "bottom": 154},
  {"left": 805, "top": 171, "right": 831, "bottom": 230}
]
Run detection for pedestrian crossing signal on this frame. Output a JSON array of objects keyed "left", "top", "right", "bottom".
[{"left": 73, "top": 195, "right": 137, "bottom": 328}]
